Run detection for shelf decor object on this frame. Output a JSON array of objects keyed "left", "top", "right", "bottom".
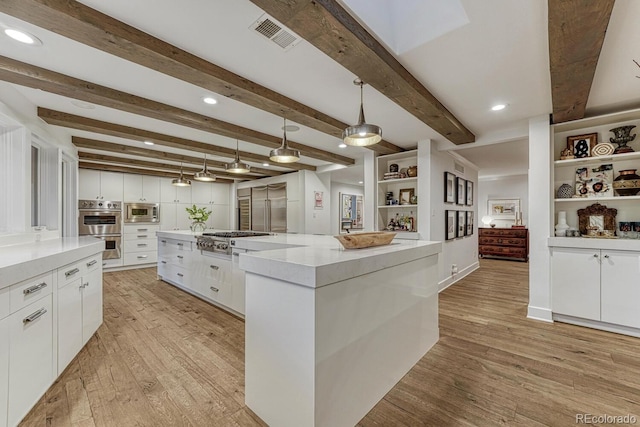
[
  {"left": 609, "top": 125, "right": 636, "bottom": 154},
  {"left": 567, "top": 133, "right": 598, "bottom": 158},
  {"left": 575, "top": 164, "right": 613, "bottom": 197},
  {"left": 334, "top": 231, "right": 395, "bottom": 249},
  {"left": 592, "top": 142, "right": 615, "bottom": 156},
  {"left": 342, "top": 78, "right": 382, "bottom": 146},
  {"left": 186, "top": 204, "right": 211, "bottom": 232},
  {"left": 557, "top": 183, "right": 574, "bottom": 198},
  {"left": 577, "top": 203, "right": 617, "bottom": 236},
  {"left": 613, "top": 169, "right": 640, "bottom": 196}
]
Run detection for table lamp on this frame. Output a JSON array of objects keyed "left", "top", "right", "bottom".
[{"left": 481, "top": 215, "right": 495, "bottom": 228}]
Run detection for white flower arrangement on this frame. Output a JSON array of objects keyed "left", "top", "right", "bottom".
[{"left": 185, "top": 205, "right": 211, "bottom": 222}]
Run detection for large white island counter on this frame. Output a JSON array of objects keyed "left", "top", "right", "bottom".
[{"left": 237, "top": 234, "right": 442, "bottom": 427}]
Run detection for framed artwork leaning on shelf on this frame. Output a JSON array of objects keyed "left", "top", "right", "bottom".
[
  {"left": 444, "top": 172, "right": 456, "bottom": 203},
  {"left": 567, "top": 133, "right": 598, "bottom": 158}
]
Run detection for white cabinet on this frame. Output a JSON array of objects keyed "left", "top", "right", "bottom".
[
  {"left": 160, "top": 177, "right": 191, "bottom": 203},
  {"left": 0, "top": 314, "right": 8, "bottom": 427},
  {"left": 375, "top": 150, "right": 419, "bottom": 239},
  {"left": 551, "top": 247, "right": 601, "bottom": 319},
  {"left": 8, "top": 294, "right": 53, "bottom": 427},
  {"left": 601, "top": 250, "right": 640, "bottom": 328},
  {"left": 123, "top": 175, "right": 160, "bottom": 202},
  {"left": 191, "top": 181, "right": 230, "bottom": 205},
  {"left": 159, "top": 203, "right": 193, "bottom": 231},
  {"left": 122, "top": 224, "right": 159, "bottom": 266},
  {"left": 57, "top": 254, "right": 103, "bottom": 373},
  {"left": 552, "top": 246, "right": 640, "bottom": 329},
  {"left": 79, "top": 170, "right": 124, "bottom": 201},
  {"left": 158, "top": 237, "right": 194, "bottom": 288}
]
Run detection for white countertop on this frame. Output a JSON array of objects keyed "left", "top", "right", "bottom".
[
  {"left": 156, "top": 230, "right": 203, "bottom": 241},
  {"left": 0, "top": 236, "right": 104, "bottom": 289},
  {"left": 237, "top": 234, "right": 441, "bottom": 288},
  {"left": 548, "top": 237, "right": 640, "bottom": 251}
]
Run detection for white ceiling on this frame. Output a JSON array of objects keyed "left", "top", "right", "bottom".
[{"left": 0, "top": 0, "right": 637, "bottom": 179}]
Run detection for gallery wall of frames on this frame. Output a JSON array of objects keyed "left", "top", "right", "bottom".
[{"left": 444, "top": 171, "right": 475, "bottom": 241}]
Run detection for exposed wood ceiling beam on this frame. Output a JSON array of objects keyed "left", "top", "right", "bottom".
[
  {"left": 73, "top": 137, "right": 282, "bottom": 177},
  {"left": 0, "top": 56, "right": 353, "bottom": 166},
  {"left": 78, "top": 152, "right": 257, "bottom": 181},
  {"left": 548, "top": 0, "right": 615, "bottom": 124},
  {"left": 249, "top": 0, "right": 475, "bottom": 145},
  {"left": 78, "top": 162, "right": 234, "bottom": 183},
  {"left": 39, "top": 108, "right": 316, "bottom": 172},
  {"left": 0, "top": 0, "right": 402, "bottom": 155}
]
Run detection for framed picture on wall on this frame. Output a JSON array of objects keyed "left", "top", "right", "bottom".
[
  {"left": 466, "top": 211, "right": 474, "bottom": 235},
  {"left": 456, "top": 177, "right": 466, "bottom": 205},
  {"left": 445, "top": 210, "right": 456, "bottom": 240},
  {"left": 466, "top": 180, "right": 473, "bottom": 206},
  {"left": 444, "top": 172, "right": 456, "bottom": 203},
  {"left": 487, "top": 198, "right": 520, "bottom": 219},
  {"left": 457, "top": 211, "right": 466, "bottom": 237}
]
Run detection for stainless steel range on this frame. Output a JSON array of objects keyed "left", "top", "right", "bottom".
[{"left": 196, "top": 231, "right": 270, "bottom": 256}]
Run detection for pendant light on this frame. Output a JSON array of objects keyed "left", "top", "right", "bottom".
[
  {"left": 171, "top": 162, "right": 191, "bottom": 187},
  {"left": 226, "top": 139, "right": 251, "bottom": 173},
  {"left": 269, "top": 118, "right": 300, "bottom": 163},
  {"left": 194, "top": 153, "right": 216, "bottom": 182},
  {"left": 342, "top": 78, "right": 382, "bottom": 146}
]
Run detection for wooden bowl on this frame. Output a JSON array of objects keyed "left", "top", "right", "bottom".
[{"left": 334, "top": 231, "right": 397, "bottom": 249}]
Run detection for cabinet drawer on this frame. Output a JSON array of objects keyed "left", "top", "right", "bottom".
[
  {"left": 195, "top": 274, "right": 232, "bottom": 305},
  {"left": 159, "top": 263, "right": 189, "bottom": 288},
  {"left": 123, "top": 238, "right": 158, "bottom": 252},
  {"left": 158, "top": 238, "right": 193, "bottom": 256},
  {"left": 124, "top": 224, "right": 160, "bottom": 235},
  {"left": 57, "top": 261, "right": 85, "bottom": 288},
  {"left": 480, "top": 246, "right": 527, "bottom": 257},
  {"left": 0, "top": 287, "right": 9, "bottom": 320},
  {"left": 124, "top": 251, "right": 158, "bottom": 265},
  {"left": 479, "top": 228, "right": 528, "bottom": 238},
  {"left": 479, "top": 237, "right": 526, "bottom": 247},
  {"left": 84, "top": 254, "right": 102, "bottom": 274},
  {"left": 10, "top": 272, "right": 54, "bottom": 314}
]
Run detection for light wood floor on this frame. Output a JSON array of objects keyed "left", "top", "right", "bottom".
[{"left": 20, "top": 260, "right": 640, "bottom": 426}]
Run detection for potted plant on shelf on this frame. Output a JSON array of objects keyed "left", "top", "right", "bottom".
[{"left": 186, "top": 205, "right": 212, "bottom": 233}]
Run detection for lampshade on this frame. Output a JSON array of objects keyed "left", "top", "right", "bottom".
[
  {"left": 270, "top": 118, "right": 300, "bottom": 163},
  {"left": 194, "top": 154, "right": 216, "bottom": 182},
  {"left": 342, "top": 79, "right": 382, "bottom": 146},
  {"left": 226, "top": 140, "right": 251, "bottom": 173},
  {"left": 172, "top": 162, "right": 191, "bottom": 187},
  {"left": 481, "top": 215, "right": 493, "bottom": 226}
]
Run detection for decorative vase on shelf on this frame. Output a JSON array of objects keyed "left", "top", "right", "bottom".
[
  {"left": 407, "top": 165, "right": 417, "bottom": 177},
  {"left": 555, "top": 211, "right": 570, "bottom": 237},
  {"left": 556, "top": 183, "right": 573, "bottom": 199},
  {"left": 609, "top": 125, "right": 636, "bottom": 154},
  {"left": 613, "top": 169, "right": 640, "bottom": 196},
  {"left": 190, "top": 221, "right": 207, "bottom": 233}
]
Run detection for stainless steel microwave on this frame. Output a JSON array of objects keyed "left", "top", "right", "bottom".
[{"left": 124, "top": 203, "right": 160, "bottom": 223}]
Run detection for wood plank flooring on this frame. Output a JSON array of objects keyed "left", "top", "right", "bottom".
[{"left": 20, "top": 260, "right": 640, "bottom": 426}]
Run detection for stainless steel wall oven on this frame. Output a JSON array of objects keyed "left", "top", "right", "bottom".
[{"left": 78, "top": 200, "right": 122, "bottom": 260}]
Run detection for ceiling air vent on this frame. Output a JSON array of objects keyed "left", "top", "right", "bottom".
[
  {"left": 454, "top": 162, "right": 465, "bottom": 174},
  {"left": 250, "top": 14, "right": 301, "bottom": 51}
]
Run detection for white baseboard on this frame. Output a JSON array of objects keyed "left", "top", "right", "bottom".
[
  {"left": 553, "top": 314, "right": 640, "bottom": 338},
  {"left": 104, "top": 263, "right": 156, "bottom": 272},
  {"left": 438, "top": 261, "right": 479, "bottom": 292},
  {"left": 527, "top": 305, "right": 553, "bottom": 322}
]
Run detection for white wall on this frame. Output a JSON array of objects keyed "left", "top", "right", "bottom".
[
  {"left": 302, "top": 171, "right": 331, "bottom": 235},
  {"left": 429, "top": 148, "right": 479, "bottom": 290},
  {"left": 478, "top": 174, "right": 529, "bottom": 228},
  {"left": 330, "top": 182, "right": 363, "bottom": 236}
]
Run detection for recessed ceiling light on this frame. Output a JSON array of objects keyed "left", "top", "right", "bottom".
[
  {"left": 202, "top": 96, "right": 217, "bottom": 105},
  {"left": 143, "top": 141, "right": 154, "bottom": 146},
  {"left": 358, "top": 181, "right": 363, "bottom": 184},
  {"left": 491, "top": 104, "right": 506, "bottom": 111},
  {"left": 338, "top": 143, "right": 347, "bottom": 148},
  {"left": 262, "top": 162, "right": 269, "bottom": 167},
  {"left": 4, "top": 28, "right": 42, "bottom": 45},
  {"left": 70, "top": 100, "right": 95, "bottom": 109}
]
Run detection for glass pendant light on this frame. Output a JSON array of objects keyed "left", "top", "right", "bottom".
[
  {"left": 171, "top": 162, "right": 191, "bottom": 187},
  {"left": 194, "top": 153, "right": 216, "bottom": 182},
  {"left": 225, "top": 139, "right": 251, "bottom": 173},
  {"left": 269, "top": 118, "right": 300, "bottom": 163},
  {"left": 342, "top": 78, "right": 382, "bottom": 146}
]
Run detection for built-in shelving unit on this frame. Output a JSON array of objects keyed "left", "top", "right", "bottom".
[{"left": 376, "top": 150, "right": 419, "bottom": 239}]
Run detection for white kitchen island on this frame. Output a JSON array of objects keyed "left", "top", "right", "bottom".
[{"left": 237, "top": 235, "right": 441, "bottom": 427}]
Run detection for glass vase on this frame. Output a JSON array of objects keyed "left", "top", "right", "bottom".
[{"left": 190, "top": 220, "right": 207, "bottom": 233}]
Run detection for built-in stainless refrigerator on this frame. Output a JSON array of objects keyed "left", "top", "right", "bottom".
[{"left": 251, "top": 183, "right": 286, "bottom": 232}]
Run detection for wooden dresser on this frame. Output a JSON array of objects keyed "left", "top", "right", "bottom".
[{"left": 478, "top": 227, "right": 528, "bottom": 261}]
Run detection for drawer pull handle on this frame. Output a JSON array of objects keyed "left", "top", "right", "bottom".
[
  {"left": 23, "top": 282, "right": 47, "bottom": 295},
  {"left": 210, "top": 286, "right": 219, "bottom": 292},
  {"left": 65, "top": 268, "right": 80, "bottom": 277},
  {"left": 593, "top": 254, "right": 599, "bottom": 258},
  {"left": 137, "top": 255, "right": 148, "bottom": 259},
  {"left": 210, "top": 265, "right": 219, "bottom": 270},
  {"left": 137, "top": 243, "right": 148, "bottom": 247},
  {"left": 161, "top": 240, "right": 167, "bottom": 243},
  {"left": 177, "top": 255, "right": 184, "bottom": 259},
  {"left": 233, "top": 252, "right": 239, "bottom": 257},
  {"left": 86, "top": 260, "right": 98, "bottom": 267},
  {"left": 161, "top": 261, "right": 167, "bottom": 264},
  {"left": 177, "top": 273, "right": 184, "bottom": 277},
  {"left": 604, "top": 254, "right": 610, "bottom": 259},
  {"left": 23, "top": 308, "right": 47, "bottom": 324},
  {"left": 138, "top": 229, "right": 148, "bottom": 232},
  {"left": 177, "top": 243, "right": 184, "bottom": 246},
  {"left": 137, "top": 235, "right": 148, "bottom": 238}
]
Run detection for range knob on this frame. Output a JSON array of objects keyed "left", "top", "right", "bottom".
[
  {"left": 217, "top": 242, "right": 229, "bottom": 250},
  {"left": 98, "top": 202, "right": 103, "bottom": 207}
]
